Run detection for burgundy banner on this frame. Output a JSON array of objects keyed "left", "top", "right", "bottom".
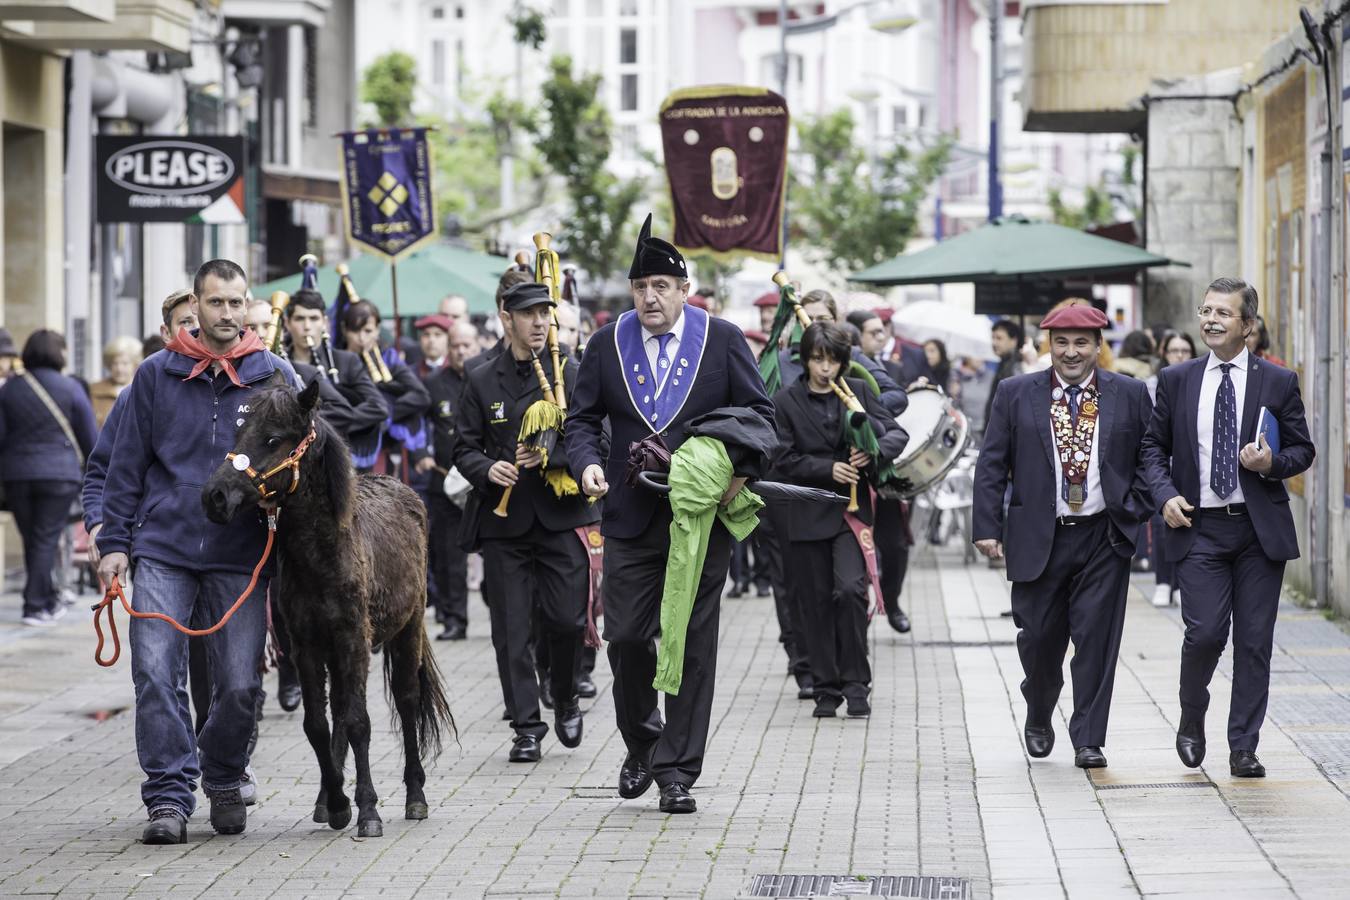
[{"left": 658, "top": 86, "right": 789, "bottom": 261}]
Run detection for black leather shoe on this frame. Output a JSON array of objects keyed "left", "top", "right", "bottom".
[
  {"left": 659, "top": 782, "right": 697, "bottom": 814},
  {"left": 205, "top": 786, "right": 246, "bottom": 835},
  {"left": 846, "top": 697, "right": 871, "bottom": 718},
  {"left": 1024, "top": 723, "right": 1055, "bottom": 758},
  {"left": 756, "top": 584, "right": 772, "bottom": 597},
  {"left": 1230, "top": 750, "right": 1265, "bottom": 778},
  {"left": 555, "top": 698, "right": 583, "bottom": 749},
  {"left": 726, "top": 581, "right": 747, "bottom": 598},
  {"left": 1074, "top": 746, "right": 1107, "bottom": 769},
  {"left": 813, "top": 696, "right": 840, "bottom": 718},
  {"left": 436, "top": 623, "right": 466, "bottom": 641},
  {"left": 577, "top": 674, "right": 597, "bottom": 698},
  {"left": 508, "top": 734, "right": 541, "bottom": 763},
  {"left": 277, "top": 663, "right": 302, "bottom": 712},
  {"left": 142, "top": 808, "right": 187, "bottom": 845},
  {"left": 886, "top": 610, "right": 911, "bottom": 634},
  {"left": 1176, "top": 718, "right": 1205, "bottom": 768},
  {"left": 618, "top": 751, "right": 654, "bottom": 799}
]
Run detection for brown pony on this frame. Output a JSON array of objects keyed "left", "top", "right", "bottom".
[{"left": 203, "top": 379, "right": 453, "bottom": 837}]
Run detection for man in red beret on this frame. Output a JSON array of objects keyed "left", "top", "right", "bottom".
[
  {"left": 753, "top": 292, "right": 779, "bottom": 333},
  {"left": 972, "top": 302, "right": 1154, "bottom": 770}
]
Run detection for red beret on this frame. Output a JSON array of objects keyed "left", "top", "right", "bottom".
[
  {"left": 744, "top": 329, "right": 769, "bottom": 343},
  {"left": 753, "top": 292, "right": 779, "bottom": 308},
  {"left": 414, "top": 314, "right": 454, "bottom": 333},
  {"left": 1039, "top": 304, "right": 1109, "bottom": 330},
  {"left": 872, "top": 306, "right": 894, "bottom": 323},
  {"left": 687, "top": 294, "right": 709, "bottom": 310}
]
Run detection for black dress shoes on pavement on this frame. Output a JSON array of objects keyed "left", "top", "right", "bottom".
[
  {"left": 1176, "top": 719, "right": 1206, "bottom": 768},
  {"left": 1230, "top": 750, "right": 1266, "bottom": 778},
  {"left": 726, "top": 580, "right": 749, "bottom": 598},
  {"left": 1024, "top": 723, "right": 1055, "bottom": 758},
  {"left": 436, "top": 622, "right": 466, "bottom": 641},
  {"left": 142, "top": 808, "right": 187, "bottom": 845},
  {"left": 813, "top": 696, "right": 841, "bottom": 718},
  {"left": 846, "top": 696, "right": 871, "bottom": 718},
  {"left": 577, "top": 673, "right": 597, "bottom": 698},
  {"left": 1074, "top": 746, "right": 1107, "bottom": 769},
  {"left": 618, "top": 751, "right": 654, "bottom": 799},
  {"left": 509, "top": 734, "right": 541, "bottom": 763},
  {"left": 659, "top": 782, "right": 696, "bottom": 814},
  {"left": 886, "top": 609, "right": 911, "bottom": 634},
  {"left": 555, "top": 698, "right": 583, "bottom": 749},
  {"left": 277, "top": 663, "right": 302, "bottom": 712}
]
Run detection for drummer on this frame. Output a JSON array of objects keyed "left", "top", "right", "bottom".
[{"left": 769, "top": 323, "right": 908, "bottom": 717}]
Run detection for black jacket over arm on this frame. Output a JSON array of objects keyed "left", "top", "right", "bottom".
[
  {"left": 565, "top": 313, "right": 774, "bottom": 539},
  {"left": 452, "top": 349, "right": 597, "bottom": 539},
  {"left": 1140, "top": 355, "right": 1313, "bottom": 563},
  {"left": 972, "top": 367, "right": 1154, "bottom": 583},
  {"left": 420, "top": 365, "right": 468, "bottom": 493},
  {"left": 769, "top": 376, "right": 907, "bottom": 542}
]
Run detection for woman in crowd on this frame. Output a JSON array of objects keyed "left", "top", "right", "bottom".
[
  {"left": 0, "top": 330, "right": 96, "bottom": 626},
  {"left": 1246, "top": 315, "right": 1287, "bottom": 367},
  {"left": 89, "top": 336, "right": 141, "bottom": 429},
  {"left": 770, "top": 322, "right": 907, "bottom": 719},
  {"left": 1111, "top": 329, "right": 1156, "bottom": 379},
  {"left": 339, "top": 299, "right": 431, "bottom": 477},
  {"left": 922, "top": 339, "right": 953, "bottom": 394},
  {"left": 1147, "top": 329, "right": 1196, "bottom": 607}
]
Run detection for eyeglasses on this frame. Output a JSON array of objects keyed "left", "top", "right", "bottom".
[{"left": 1196, "top": 305, "right": 1244, "bottom": 321}]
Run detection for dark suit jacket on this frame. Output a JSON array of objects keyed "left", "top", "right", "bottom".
[
  {"left": 769, "top": 376, "right": 908, "bottom": 542},
  {"left": 453, "top": 349, "right": 597, "bottom": 539},
  {"left": 1140, "top": 355, "right": 1314, "bottom": 562},
  {"left": 419, "top": 364, "right": 469, "bottom": 495},
  {"left": 973, "top": 367, "right": 1154, "bottom": 583},
  {"left": 565, "top": 313, "right": 773, "bottom": 539}
]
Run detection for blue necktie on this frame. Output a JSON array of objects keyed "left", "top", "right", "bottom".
[
  {"left": 1211, "top": 362, "right": 1238, "bottom": 499},
  {"left": 1066, "top": 384, "right": 1082, "bottom": 425},
  {"left": 655, "top": 332, "right": 675, "bottom": 390}
]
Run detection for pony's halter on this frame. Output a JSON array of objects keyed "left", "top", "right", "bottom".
[{"left": 227, "top": 422, "right": 318, "bottom": 500}]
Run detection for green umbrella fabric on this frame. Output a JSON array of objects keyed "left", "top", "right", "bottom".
[
  {"left": 653, "top": 436, "right": 764, "bottom": 696},
  {"left": 252, "top": 243, "right": 510, "bottom": 317},
  {"left": 849, "top": 216, "right": 1183, "bottom": 286}
]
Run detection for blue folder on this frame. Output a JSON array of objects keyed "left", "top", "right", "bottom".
[{"left": 1256, "top": 406, "right": 1280, "bottom": 456}]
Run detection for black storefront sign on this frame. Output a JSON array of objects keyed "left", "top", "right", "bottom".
[{"left": 96, "top": 135, "right": 246, "bottom": 224}]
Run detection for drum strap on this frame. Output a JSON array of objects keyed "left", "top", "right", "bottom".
[
  {"left": 843, "top": 495, "right": 886, "bottom": 620},
  {"left": 575, "top": 525, "right": 605, "bottom": 648}
]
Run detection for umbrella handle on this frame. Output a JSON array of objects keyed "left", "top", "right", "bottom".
[{"left": 635, "top": 470, "right": 672, "bottom": 495}]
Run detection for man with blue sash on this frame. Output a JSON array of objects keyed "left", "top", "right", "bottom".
[{"left": 566, "top": 215, "right": 774, "bottom": 814}]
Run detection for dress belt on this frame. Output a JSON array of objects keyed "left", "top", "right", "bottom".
[
  {"left": 1055, "top": 511, "right": 1106, "bottom": 526},
  {"left": 1196, "top": 503, "right": 1247, "bottom": 516}
]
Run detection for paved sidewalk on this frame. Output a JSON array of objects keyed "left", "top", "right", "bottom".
[{"left": 0, "top": 546, "right": 1348, "bottom": 899}]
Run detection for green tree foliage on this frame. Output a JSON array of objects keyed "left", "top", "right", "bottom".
[
  {"left": 1048, "top": 184, "right": 1115, "bottom": 230},
  {"left": 791, "top": 109, "right": 951, "bottom": 277},
  {"left": 361, "top": 52, "right": 417, "bottom": 127},
  {"left": 532, "top": 55, "right": 643, "bottom": 284},
  {"left": 510, "top": 6, "right": 548, "bottom": 50}
]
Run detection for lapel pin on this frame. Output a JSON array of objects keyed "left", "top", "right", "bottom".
[
  {"left": 637, "top": 374, "right": 645, "bottom": 384},
  {"left": 680, "top": 358, "right": 688, "bottom": 367}
]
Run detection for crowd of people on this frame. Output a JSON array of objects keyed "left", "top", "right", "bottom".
[{"left": 0, "top": 218, "right": 1314, "bottom": 844}]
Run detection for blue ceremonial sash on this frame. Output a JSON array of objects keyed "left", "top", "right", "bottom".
[{"left": 614, "top": 305, "right": 709, "bottom": 433}]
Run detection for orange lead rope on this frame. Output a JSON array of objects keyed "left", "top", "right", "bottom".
[{"left": 91, "top": 510, "right": 279, "bottom": 667}]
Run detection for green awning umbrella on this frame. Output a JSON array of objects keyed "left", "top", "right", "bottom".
[
  {"left": 850, "top": 216, "right": 1184, "bottom": 286},
  {"left": 252, "top": 243, "right": 510, "bottom": 317}
]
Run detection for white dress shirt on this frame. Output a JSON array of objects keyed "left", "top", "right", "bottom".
[
  {"left": 1197, "top": 347, "right": 1249, "bottom": 507},
  {"left": 1049, "top": 371, "right": 1105, "bottom": 517},
  {"left": 641, "top": 308, "right": 687, "bottom": 397}
]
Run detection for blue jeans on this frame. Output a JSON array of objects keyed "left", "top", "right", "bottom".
[{"left": 128, "top": 559, "right": 266, "bottom": 817}]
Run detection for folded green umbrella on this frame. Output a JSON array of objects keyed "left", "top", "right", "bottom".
[{"left": 653, "top": 436, "right": 763, "bottom": 695}]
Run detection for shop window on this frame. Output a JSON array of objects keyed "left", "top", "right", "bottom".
[
  {"left": 621, "top": 74, "right": 638, "bottom": 111},
  {"left": 620, "top": 28, "right": 637, "bottom": 64}
]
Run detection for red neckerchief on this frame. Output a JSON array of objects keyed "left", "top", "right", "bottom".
[{"left": 165, "top": 327, "right": 265, "bottom": 387}]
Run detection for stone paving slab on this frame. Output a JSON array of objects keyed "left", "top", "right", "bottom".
[{"left": 1, "top": 544, "right": 1349, "bottom": 899}]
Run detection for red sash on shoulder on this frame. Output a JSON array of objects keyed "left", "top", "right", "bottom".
[{"left": 575, "top": 525, "right": 605, "bottom": 647}]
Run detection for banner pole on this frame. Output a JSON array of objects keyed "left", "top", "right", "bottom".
[{"left": 390, "top": 260, "right": 402, "bottom": 339}]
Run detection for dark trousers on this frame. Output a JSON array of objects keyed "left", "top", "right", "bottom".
[
  {"left": 482, "top": 522, "right": 587, "bottom": 739},
  {"left": 875, "top": 497, "right": 911, "bottom": 617},
  {"left": 1010, "top": 515, "right": 1130, "bottom": 748},
  {"left": 5, "top": 479, "right": 78, "bottom": 617},
  {"left": 427, "top": 493, "right": 469, "bottom": 629},
  {"left": 1147, "top": 515, "right": 1177, "bottom": 587},
  {"left": 1175, "top": 510, "right": 1284, "bottom": 752},
  {"left": 603, "top": 511, "right": 731, "bottom": 788},
  {"left": 789, "top": 530, "right": 871, "bottom": 703},
  {"left": 757, "top": 508, "right": 810, "bottom": 679}
]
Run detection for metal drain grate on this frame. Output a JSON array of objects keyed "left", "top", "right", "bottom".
[
  {"left": 1094, "top": 781, "right": 1216, "bottom": 790},
  {"left": 747, "top": 875, "right": 970, "bottom": 898},
  {"left": 913, "top": 640, "right": 1016, "bottom": 648}
]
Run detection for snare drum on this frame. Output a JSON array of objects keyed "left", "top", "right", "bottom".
[{"left": 891, "top": 385, "right": 970, "bottom": 498}]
